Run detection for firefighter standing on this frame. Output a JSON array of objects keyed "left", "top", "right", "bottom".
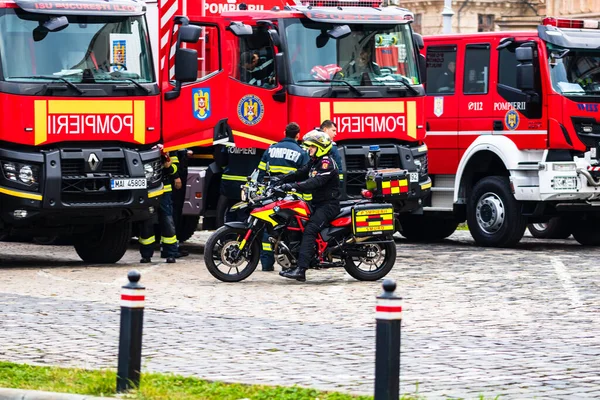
[
  {"left": 139, "top": 150, "right": 180, "bottom": 263},
  {"left": 276, "top": 131, "right": 340, "bottom": 282},
  {"left": 257, "top": 122, "right": 310, "bottom": 271},
  {"left": 319, "top": 120, "right": 344, "bottom": 182}
]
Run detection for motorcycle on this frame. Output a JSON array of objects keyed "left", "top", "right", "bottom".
[{"left": 203, "top": 171, "right": 397, "bottom": 282}]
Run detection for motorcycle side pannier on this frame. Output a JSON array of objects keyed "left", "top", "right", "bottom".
[
  {"left": 352, "top": 203, "right": 395, "bottom": 237},
  {"left": 365, "top": 168, "right": 410, "bottom": 199}
]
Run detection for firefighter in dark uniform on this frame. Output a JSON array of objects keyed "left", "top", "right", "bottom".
[
  {"left": 171, "top": 148, "right": 191, "bottom": 257},
  {"left": 276, "top": 131, "right": 340, "bottom": 282},
  {"left": 139, "top": 150, "right": 180, "bottom": 263},
  {"left": 319, "top": 120, "right": 344, "bottom": 183},
  {"left": 216, "top": 144, "right": 262, "bottom": 224},
  {"left": 257, "top": 122, "right": 309, "bottom": 271}
]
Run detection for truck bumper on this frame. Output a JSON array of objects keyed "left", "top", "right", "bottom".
[{"left": 0, "top": 147, "right": 163, "bottom": 230}]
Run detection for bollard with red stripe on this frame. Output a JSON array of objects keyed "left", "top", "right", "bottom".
[
  {"left": 117, "top": 270, "right": 145, "bottom": 393},
  {"left": 374, "top": 279, "right": 402, "bottom": 400}
]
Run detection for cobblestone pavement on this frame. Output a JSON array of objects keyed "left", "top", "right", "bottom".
[{"left": 1, "top": 231, "right": 599, "bottom": 399}]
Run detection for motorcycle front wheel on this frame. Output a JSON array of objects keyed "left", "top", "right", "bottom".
[
  {"left": 343, "top": 241, "right": 397, "bottom": 281},
  {"left": 204, "top": 226, "right": 260, "bottom": 282}
]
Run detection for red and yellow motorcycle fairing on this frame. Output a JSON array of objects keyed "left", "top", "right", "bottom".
[
  {"left": 0, "top": 93, "right": 160, "bottom": 146},
  {"left": 250, "top": 198, "right": 311, "bottom": 226}
]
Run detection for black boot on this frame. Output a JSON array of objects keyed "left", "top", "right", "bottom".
[
  {"left": 279, "top": 267, "right": 306, "bottom": 282},
  {"left": 140, "top": 257, "right": 151, "bottom": 263}
]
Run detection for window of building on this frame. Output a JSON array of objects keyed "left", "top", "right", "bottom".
[
  {"left": 478, "top": 14, "right": 495, "bottom": 32},
  {"left": 425, "top": 45, "right": 456, "bottom": 94},
  {"left": 413, "top": 14, "right": 422, "bottom": 35},
  {"left": 463, "top": 44, "right": 490, "bottom": 94}
]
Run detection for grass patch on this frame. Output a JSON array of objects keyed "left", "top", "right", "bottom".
[{"left": 0, "top": 361, "right": 429, "bottom": 400}]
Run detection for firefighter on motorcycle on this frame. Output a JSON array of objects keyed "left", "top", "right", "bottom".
[{"left": 274, "top": 130, "right": 340, "bottom": 282}]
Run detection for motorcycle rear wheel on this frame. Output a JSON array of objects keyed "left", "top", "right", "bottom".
[
  {"left": 204, "top": 226, "right": 260, "bottom": 282},
  {"left": 343, "top": 241, "right": 396, "bottom": 281}
]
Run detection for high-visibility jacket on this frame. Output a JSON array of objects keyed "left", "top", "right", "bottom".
[
  {"left": 163, "top": 151, "right": 180, "bottom": 193},
  {"left": 257, "top": 137, "right": 311, "bottom": 200},
  {"left": 219, "top": 146, "right": 262, "bottom": 199}
]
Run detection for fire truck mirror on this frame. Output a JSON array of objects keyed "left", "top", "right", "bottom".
[
  {"left": 275, "top": 53, "right": 288, "bottom": 85},
  {"left": 179, "top": 25, "right": 201, "bottom": 44},
  {"left": 413, "top": 33, "right": 424, "bottom": 50},
  {"left": 174, "top": 48, "right": 199, "bottom": 83},
  {"left": 327, "top": 25, "right": 351, "bottom": 40},
  {"left": 33, "top": 16, "right": 69, "bottom": 42},
  {"left": 515, "top": 47, "right": 533, "bottom": 63},
  {"left": 268, "top": 29, "right": 281, "bottom": 48},
  {"left": 418, "top": 54, "right": 427, "bottom": 85},
  {"left": 229, "top": 22, "right": 253, "bottom": 36},
  {"left": 516, "top": 63, "right": 535, "bottom": 91}
]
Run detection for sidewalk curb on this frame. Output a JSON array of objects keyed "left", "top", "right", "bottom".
[{"left": 0, "top": 388, "right": 114, "bottom": 399}]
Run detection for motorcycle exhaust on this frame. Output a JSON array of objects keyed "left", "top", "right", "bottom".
[{"left": 325, "top": 236, "right": 371, "bottom": 256}]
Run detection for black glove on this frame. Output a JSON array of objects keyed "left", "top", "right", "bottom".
[
  {"left": 269, "top": 176, "right": 282, "bottom": 187},
  {"left": 280, "top": 183, "right": 297, "bottom": 192}
]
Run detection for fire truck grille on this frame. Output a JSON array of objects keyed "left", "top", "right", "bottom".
[
  {"left": 61, "top": 159, "right": 126, "bottom": 176},
  {"left": 61, "top": 176, "right": 131, "bottom": 205},
  {"left": 62, "top": 191, "right": 132, "bottom": 206}
]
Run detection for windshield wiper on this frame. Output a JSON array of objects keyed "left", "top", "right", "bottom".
[
  {"left": 386, "top": 78, "right": 419, "bottom": 95},
  {"left": 111, "top": 78, "right": 151, "bottom": 94},
  {"left": 299, "top": 79, "right": 364, "bottom": 97},
  {"left": 12, "top": 75, "right": 84, "bottom": 94}
]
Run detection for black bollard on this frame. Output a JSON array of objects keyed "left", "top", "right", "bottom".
[
  {"left": 374, "top": 279, "right": 402, "bottom": 400},
  {"left": 117, "top": 270, "right": 145, "bottom": 393}
]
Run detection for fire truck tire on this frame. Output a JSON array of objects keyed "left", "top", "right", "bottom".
[
  {"left": 74, "top": 221, "right": 132, "bottom": 264},
  {"left": 527, "top": 218, "right": 572, "bottom": 239},
  {"left": 399, "top": 215, "right": 458, "bottom": 242},
  {"left": 467, "top": 176, "right": 526, "bottom": 247},
  {"left": 177, "top": 216, "right": 199, "bottom": 243},
  {"left": 572, "top": 217, "right": 600, "bottom": 246}
]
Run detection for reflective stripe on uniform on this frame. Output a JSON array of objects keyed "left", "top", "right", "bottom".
[
  {"left": 161, "top": 235, "right": 177, "bottom": 244},
  {"left": 222, "top": 174, "right": 248, "bottom": 181},
  {"left": 171, "top": 163, "right": 178, "bottom": 174},
  {"left": 339, "top": 173, "right": 344, "bottom": 181},
  {"left": 164, "top": 184, "right": 172, "bottom": 192},
  {"left": 139, "top": 235, "right": 156, "bottom": 245},
  {"left": 258, "top": 161, "right": 266, "bottom": 170},
  {"left": 170, "top": 156, "right": 179, "bottom": 163},
  {"left": 262, "top": 242, "right": 273, "bottom": 251},
  {"left": 269, "top": 165, "right": 297, "bottom": 174},
  {"left": 300, "top": 193, "right": 313, "bottom": 201}
]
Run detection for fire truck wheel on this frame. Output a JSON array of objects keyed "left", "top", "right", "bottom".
[
  {"left": 74, "top": 221, "right": 132, "bottom": 264},
  {"left": 177, "top": 216, "right": 200, "bottom": 243},
  {"left": 399, "top": 215, "right": 458, "bottom": 242},
  {"left": 527, "top": 217, "right": 572, "bottom": 239},
  {"left": 571, "top": 217, "right": 600, "bottom": 246},
  {"left": 467, "top": 176, "right": 526, "bottom": 247}
]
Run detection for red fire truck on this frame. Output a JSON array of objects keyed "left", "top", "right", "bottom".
[
  {"left": 412, "top": 17, "right": 600, "bottom": 247},
  {"left": 0, "top": 0, "right": 194, "bottom": 262},
  {"left": 154, "top": 0, "right": 432, "bottom": 235}
]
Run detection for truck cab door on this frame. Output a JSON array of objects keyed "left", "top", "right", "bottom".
[
  {"left": 225, "top": 22, "right": 288, "bottom": 149},
  {"left": 423, "top": 44, "right": 459, "bottom": 175},
  {"left": 162, "top": 18, "right": 231, "bottom": 151}
]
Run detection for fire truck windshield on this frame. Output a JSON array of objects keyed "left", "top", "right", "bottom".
[
  {"left": 547, "top": 45, "right": 600, "bottom": 95},
  {"left": 0, "top": 9, "right": 154, "bottom": 84},
  {"left": 284, "top": 19, "right": 419, "bottom": 88}
]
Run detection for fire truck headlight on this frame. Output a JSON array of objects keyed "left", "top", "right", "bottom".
[
  {"left": 2, "top": 162, "right": 39, "bottom": 186},
  {"left": 18, "top": 165, "right": 36, "bottom": 185},
  {"left": 144, "top": 163, "right": 154, "bottom": 180},
  {"left": 2, "top": 162, "right": 17, "bottom": 182}
]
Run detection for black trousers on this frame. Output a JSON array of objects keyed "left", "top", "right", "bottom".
[
  {"left": 297, "top": 201, "right": 340, "bottom": 270},
  {"left": 139, "top": 192, "right": 178, "bottom": 258}
]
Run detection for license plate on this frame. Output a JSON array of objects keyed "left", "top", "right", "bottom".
[
  {"left": 110, "top": 178, "right": 147, "bottom": 190},
  {"left": 409, "top": 172, "right": 419, "bottom": 183}
]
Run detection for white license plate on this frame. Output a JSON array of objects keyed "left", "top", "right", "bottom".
[
  {"left": 409, "top": 172, "right": 419, "bottom": 183},
  {"left": 110, "top": 178, "right": 147, "bottom": 190}
]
